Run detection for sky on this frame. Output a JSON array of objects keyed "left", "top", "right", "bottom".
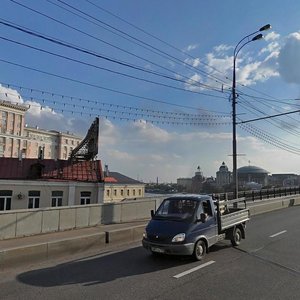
[{"left": 1, "top": 0, "right": 300, "bottom": 183}]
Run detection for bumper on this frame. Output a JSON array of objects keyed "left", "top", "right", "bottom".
[{"left": 142, "top": 239, "right": 194, "bottom": 256}]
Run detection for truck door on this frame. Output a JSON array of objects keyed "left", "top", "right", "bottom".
[{"left": 193, "top": 200, "right": 218, "bottom": 246}]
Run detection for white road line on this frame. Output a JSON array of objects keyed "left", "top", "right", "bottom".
[
  {"left": 269, "top": 230, "right": 287, "bottom": 238},
  {"left": 173, "top": 260, "right": 215, "bottom": 279}
]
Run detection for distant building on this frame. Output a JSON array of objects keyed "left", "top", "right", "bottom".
[
  {"left": 177, "top": 166, "right": 205, "bottom": 193},
  {"left": 0, "top": 101, "right": 82, "bottom": 160},
  {"left": 177, "top": 178, "right": 193, "bottom": 191},
  {"left": 269, "top": 173, "right": 299, "bottom": 187},
  {"left": 103, "top": 165, "right": 145, "bottom": 202},
  {"left": 191, "top": 166, "right": 204, "bottom": 192},
  {"left": 238, "top": 165, "right": 269, "bottom": 187},
  {"left": 216, "top": 162, "right": 231, "bottom": 186}
]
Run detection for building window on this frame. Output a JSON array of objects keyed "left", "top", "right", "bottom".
[
  {"left": 133, "top": 189, "right": 136, "bottom": 196},
  {"left": 120, "top": 189, "right": 124, "bottom": 196},
  {"left": 139, "top": 189, "right": 141, "bottom": 196},
  {"left": 106, "top": 190, "right": 110, "bottom": 197},
  {"left": 0, "top": 137, "right": 4, "bottom": 156},
  {"left": 63, "top": 146, "right": 68, "bottom": 159},
  {"left": 0, "top": 190, "right": 12, "bottom": 211},
  {"left": 114, "top": 189, "right": 117, "bottom": 196},
  {"left": 127, "top": 189, "right": 130, "bottom": 196},
  {"left": 80, "top": 191, "right": 91, "bottom": 205},
  {"left": 28, "top": 190, "right": 40, "bottom": 209},
  {"left": 51, "top": 191, "right": 63, "bottom": 207}
]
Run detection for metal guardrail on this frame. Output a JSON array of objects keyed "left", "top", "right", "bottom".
[{"left": 216, "top": 186, "right": 300, "bottom": 202}]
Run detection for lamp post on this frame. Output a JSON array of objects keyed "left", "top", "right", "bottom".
[{"left": 232, "top": 24, "right": 271, "bottom": 199}]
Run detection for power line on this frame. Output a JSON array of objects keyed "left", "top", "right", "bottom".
[
  {"left": 81, "top": 0, "right": 285, "bottom": 106},
  {"left": 9, "top": 0, "right": 225, "bottom": 94},
  {"left": 10, "top": 0, "right": 230, "bottom": 92},
  {"left": 2, "top": 82, "right": 230, "bottom": 118},
  {"left": 0, "top": 19, "right": 228, "bottom": 99},
  {"left": 0, "top": 60, "right": 230, "bottom": 115},
  {"left": 0, "top": 35, "right": 229, "bottom": 99},
  {"left": 1, "top": 88, "right": 230, "bottom": 122}
]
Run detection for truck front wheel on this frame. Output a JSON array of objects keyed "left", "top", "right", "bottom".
[
  {"left": 193, "top": 240, "right": 206, "bottom": 261},
  {"left": 231, "top": 227, "right": 242, "bottom": 246}
]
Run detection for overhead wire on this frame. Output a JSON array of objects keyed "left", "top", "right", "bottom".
[
  {"left": 0, "top": 18, "right": 230, "bottom": 100},
  {"left": 9, "top": 0, "right": 226, "bottom": 94},
  {"left": 4, "top": 0, "right": 300, "bottom": 154},
  {"left": 1, "top": 87, "right": 231, "bottom": 123},
  {"left": 1, "top": 82, "right": 230, "bottom": 118},
  {"left": 9, "top": 0, "right": 230, "bottom": 93},
  {"left": 80, "top": 0, "right": 285, "bottom": 104}
]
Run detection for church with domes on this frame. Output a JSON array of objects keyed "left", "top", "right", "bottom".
[{"left": 216, "top": 162, "right": 231, "bottom": 186}]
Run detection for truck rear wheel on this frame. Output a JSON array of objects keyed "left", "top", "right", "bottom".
[
  {"left": 193, "top": 240, "right": 206, "bottom": 261},
  {"left": 231, "top": 227, "right": 242, "bottom": 246}
]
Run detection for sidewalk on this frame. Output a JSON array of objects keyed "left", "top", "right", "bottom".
[{"left": 0, "top": 220, "right": 148, "bottom": 270}]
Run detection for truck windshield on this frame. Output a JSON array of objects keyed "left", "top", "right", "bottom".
[{"left": 155, "top": 199, "right": 198, "bottom": 220}]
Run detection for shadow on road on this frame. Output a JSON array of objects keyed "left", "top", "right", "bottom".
[
  {"left": 17, "top": 246, "right": 192, "bottom": 287},
  {"left": 17, "top": 241, "right": 234, "bottom": 288}
]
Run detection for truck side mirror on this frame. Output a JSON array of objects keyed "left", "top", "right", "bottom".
[{"left": 151, "top": 210, "right": 154, "bottom": 218}]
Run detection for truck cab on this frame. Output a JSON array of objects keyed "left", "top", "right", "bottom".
[{"left": 142, "top": 194, "right": 249, "bottom": 260}]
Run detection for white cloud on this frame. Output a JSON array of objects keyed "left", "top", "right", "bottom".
[
  {"left": 278, "top": 32, "right": 300, "bottom": 84},
  {"left": 0, "top": 84, "right": 24, "bottom": 104},
  {"left": 213, "top": 44, "right": 233, "bottom": 54},
  {"left": 185, "top": 44, "right": 198, "bottom": 52},
  {"left": 184, "top": 57, "right": 201, "bottom": 67},
  {"left": 264, "top": 31, "right": 280, "bottom": 42}
]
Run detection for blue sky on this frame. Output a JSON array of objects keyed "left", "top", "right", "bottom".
[{"left": 1, "top": 0, "right": 300, "bottom": 182}]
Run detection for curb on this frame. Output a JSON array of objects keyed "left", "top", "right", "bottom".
[{"left": 0, "top": 225, "right": 146, "bottom": 271}]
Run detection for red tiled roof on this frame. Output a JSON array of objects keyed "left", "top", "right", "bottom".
[
  {"left": 103, "top": 172, "right": 143, "bottom": 184},
  {"left": 0, "top": 158, "right": 104, "bottom": 182},
  {"left": 104, "top": 177, "right": 118, "bottom": 183}
]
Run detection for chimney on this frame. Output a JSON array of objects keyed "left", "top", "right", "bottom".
[{"left": 105, "top": 164, "right": 109, "bottom": 177}]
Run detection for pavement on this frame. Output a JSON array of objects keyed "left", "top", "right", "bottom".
[{"left": 0, "top": 220, "right": 148, "bottom": 270}]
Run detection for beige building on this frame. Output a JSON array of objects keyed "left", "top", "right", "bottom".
[{"left": 0, "top": 101, "right": 82, "bottom": 160}]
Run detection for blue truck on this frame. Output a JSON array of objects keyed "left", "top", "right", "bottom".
[{"left": 142, "top": 194, "right": 250, "bottom": 260}]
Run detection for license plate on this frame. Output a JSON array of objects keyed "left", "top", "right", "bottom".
[{"left": 151, "top": 247, "right": 164, "bottom": 253}]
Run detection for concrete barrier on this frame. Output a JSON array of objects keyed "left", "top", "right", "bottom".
[
  {"left": 106, "top": 224, "right": 145, "bottom": 246},
  {"left": 249, "top": 195, "right": 300, "bottom": 216},
  {"left": 47, "top": 233, "right": 106, "bottom": 259},
  {"left": 0, "top": 244, "right": 48, "bottom": 270},
  {"left": 0, "top": 199, "right": 157, "bottom": 240}
]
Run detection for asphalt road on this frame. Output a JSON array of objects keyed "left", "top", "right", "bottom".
[{"left": 1, "top": 206, "right": 300, "bottom": 300}]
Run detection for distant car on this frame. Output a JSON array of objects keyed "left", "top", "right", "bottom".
[{"left": 142, "top": 194, "right": 250, "bottom": 260}]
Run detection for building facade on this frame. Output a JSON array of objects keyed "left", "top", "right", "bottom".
[
  {"left": 0, "top": 158, "right": 145, "bottom": 210},
  {"left": 0, "top": 101, "right": 82, "bottom": 160},
  {"left": 216, "top": 161, "right": 231, "bottom": 186},
  {"left": 237, "top": 165, "right": 269, "bottom": 187}
]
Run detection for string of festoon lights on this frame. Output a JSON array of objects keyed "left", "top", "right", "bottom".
[{"left": 0, "top": 83, "right": 232, "bottom": 126}]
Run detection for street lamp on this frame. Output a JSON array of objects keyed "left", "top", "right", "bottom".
[{"left": 232, "top": 24, "right": 271, "bottom": 199}]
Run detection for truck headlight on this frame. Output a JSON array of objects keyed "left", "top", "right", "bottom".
[
  {"left": 143, "top": 232, "right": 147, "bottom": 239},
  {"left": 172, "top": 233, "right": 185, "bottom": 243}
]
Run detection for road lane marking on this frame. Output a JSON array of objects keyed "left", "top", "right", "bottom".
[
  {"left": 173, "top": 260, "right": 215, "bottom": 279},
  {"left": 269, "top": 230, "right": 287, "bottom": 238}
]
